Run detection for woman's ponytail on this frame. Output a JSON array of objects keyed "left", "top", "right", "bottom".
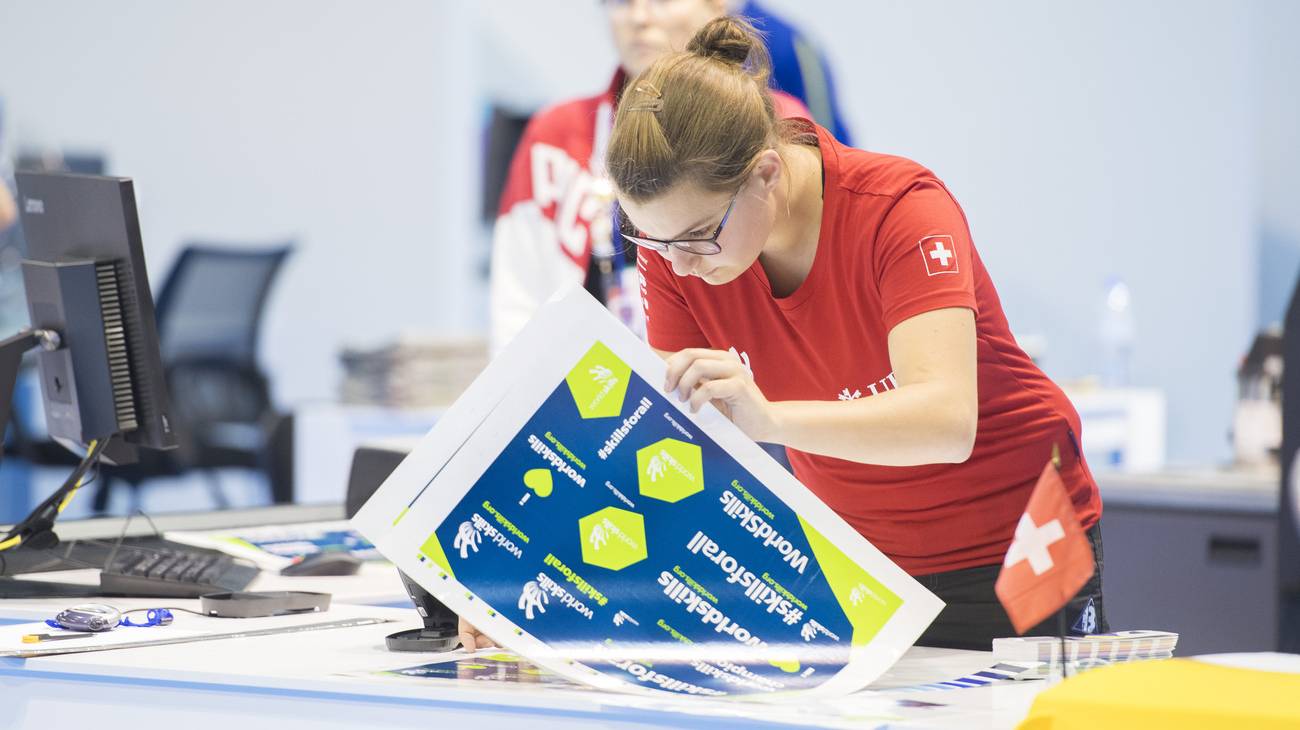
[
  {"left": 686, "top": 16, "right": 771, "bottom": 87},
  {"left": 607, "top": 16, "right": 781, "bottom": 202}
]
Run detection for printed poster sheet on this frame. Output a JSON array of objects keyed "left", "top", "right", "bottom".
[{"left": 352, "top": 287, "right": 943, "bottom": 698}]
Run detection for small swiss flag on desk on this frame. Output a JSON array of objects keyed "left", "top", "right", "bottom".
[{"left": 994, "top": 459, "right": 1094, "bottom": 634}]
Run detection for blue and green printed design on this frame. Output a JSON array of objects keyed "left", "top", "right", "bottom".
[
  {"left": 417, "top": 341, "right": 899, "bottom": 696},
  {"left": 565, "top": 342, "right": 632, "bottom": 419},
  {"left": 799, "top": 517, "right": 901, "bottom": 646}
]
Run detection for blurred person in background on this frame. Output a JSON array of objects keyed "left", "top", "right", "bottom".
[
  {"left": 0, "top": 104, "right": 26, "bottom": 337},
  {"left": 0, "top": 143, "right": 14, "bottom": 233},
  {"left": 0, "top": 100, "right": 13, "bottom": 232},
  {"left": 731, "top": 1, "right": 852, "bottom": 144},
  {"left": 0, "top": 185, "right": 14, "bottom": 232},
  {"left": 489, "top": 0, "right": 848, "bottom": 355}
]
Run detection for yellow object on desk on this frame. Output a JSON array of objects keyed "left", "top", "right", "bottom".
[
  {"left": 21, "top": 633, "right": 94, "bottom": 644},
  {"left": 1019, "top": 657, "right": 1300, "bottom": 729}
]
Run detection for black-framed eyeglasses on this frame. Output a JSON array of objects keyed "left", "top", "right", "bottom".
[{"left": 616, "top": 191, "right": 738, "bottom": 256}]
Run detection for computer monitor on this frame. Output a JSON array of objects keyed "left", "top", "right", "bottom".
[
  {"left": 0, "top": 172, "right": 176, "bottom": 569},
  {"left": 12, "top": 172, "right": 176, "bottom": 457}
]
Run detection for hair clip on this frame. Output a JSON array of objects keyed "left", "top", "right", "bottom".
[
  {"left": 627, "top": 83, "right": 664, "bottom": 112},
  {"left": 633, "top": 82, "right": 662, "bottom": 98}
]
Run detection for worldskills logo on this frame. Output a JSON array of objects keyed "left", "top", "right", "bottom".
[
  {"left": 599, "top": 517, "right": 638, "bottom": 551},
  {"left": 590, "top": 364, "right": 618, "bottom": 389},
  {"left": 585, "top": 365, "right": 621, "bottom": 412},
  {"left": 578, "top": 507, "right": 647, "bottom": 571},
  {"left": 453, "top": 521, "right": 481, "bottom": 559},
  {"left": 565, "top": 342, "right": 631, "bottom": 419},
  {"left": 646, "top": 449, "right": 692, "bottom": 485},
  {"left": 799, "top": 619, "right": 841, "bottom": 643},
  {"left": 849, "top": 582, "right": 885, "bottom": 608},
  {"left": 588, "top": 522, "right": 609, "bottom": 551},
  {"left": 518, "top": 580, "right": 548, "bottom": 619},
  {"left": 635, "top": 438, "right": 704, "bottom": 503},
  {"left": 644, "top": 452, "right": 668, "bottom": 483}
]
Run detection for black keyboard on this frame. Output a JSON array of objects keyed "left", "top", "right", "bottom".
[{"left": 100, "top": 547, "right": 261, "bottom": 598}]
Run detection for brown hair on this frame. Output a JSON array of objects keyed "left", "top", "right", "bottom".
[{"left": 606, "top": 16, "right": 801, "bottom": 203}]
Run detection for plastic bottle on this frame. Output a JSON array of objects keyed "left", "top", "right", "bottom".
[{"left": 1099, "top": 276, "right": 1135, "bottom": 388}]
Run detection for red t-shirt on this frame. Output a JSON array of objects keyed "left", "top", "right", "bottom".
[{"left": 640, "top": 123, "right": 1101, "bottom": 576}]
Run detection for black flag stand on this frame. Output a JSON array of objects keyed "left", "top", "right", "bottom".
[
  {"left": 1058, "top": 607, "right": 1070, "bottom": 680},
  {"left": 1050, "top": 443, "right": 1070, "bottom": 681}
]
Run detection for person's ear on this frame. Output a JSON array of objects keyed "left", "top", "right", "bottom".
[{"left": 750, "top": 149, "right": 784, "bottom": 196}]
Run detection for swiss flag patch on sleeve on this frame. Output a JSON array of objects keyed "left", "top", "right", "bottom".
[{"left": 919, "top": 235, "right": 959, "bottom": 276}]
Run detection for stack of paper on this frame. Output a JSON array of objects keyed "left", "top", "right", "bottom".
[
  {"left": 993, "top": 630, "right": 1179, "bottom": 673},
  {"left": 339, "top": 334, "right": 487, "bottom": 408}
]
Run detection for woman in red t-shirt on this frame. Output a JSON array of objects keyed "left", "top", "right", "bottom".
[{"left": 604, "top": 17, "right": 1106, "bottom": 650}]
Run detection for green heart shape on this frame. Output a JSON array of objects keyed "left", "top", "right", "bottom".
[
  {"left": 768, "top": 658, "right": 801, "bottom": 674},
  {"left": 523, "top": 468, "right": 553, "bottom": 497}
]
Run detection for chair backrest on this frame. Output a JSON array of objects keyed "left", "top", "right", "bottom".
[{"left": 154, "top": 244, "right": 292, "bottom": 367}]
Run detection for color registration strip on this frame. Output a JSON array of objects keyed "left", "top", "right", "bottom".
[{"left": 891, "top": 662, "right": 1037, "bottom": 692}]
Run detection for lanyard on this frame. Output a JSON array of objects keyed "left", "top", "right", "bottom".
[{"left": 589, "top": 100, "right": 643, "bottom": 335}]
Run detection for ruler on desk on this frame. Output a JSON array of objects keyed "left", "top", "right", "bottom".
[{"left": 5, "top": 617, "right": 392, "bottom": 658}]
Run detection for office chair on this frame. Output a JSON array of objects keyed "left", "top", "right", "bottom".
[{"left": 94, "top": 244, "right": 294, "bottom": 513}]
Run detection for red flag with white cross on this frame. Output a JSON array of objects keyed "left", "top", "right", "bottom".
[
  {"left": 994, "top": 459, "right": 1094, "bottom": 634},
  {"left": 919, "top": 235, "right": 959, "bottom": 276}
]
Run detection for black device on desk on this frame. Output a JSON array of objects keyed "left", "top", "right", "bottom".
[
  {"left": 280, "top": 551, "right": 362, "bottom": 577},
  {"left": 346, "top": 443, "right": 460, "bottom": 651},
  {"left": 0, "top": 172, "right": 181, "bottom": 597}
]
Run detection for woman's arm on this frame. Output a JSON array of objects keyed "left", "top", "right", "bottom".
[
  {"left": 663, "top": 307, "right": 978, "bottom": 466},
  {"left": 0, "top": 185, "right": 17, "bottom": 231}
]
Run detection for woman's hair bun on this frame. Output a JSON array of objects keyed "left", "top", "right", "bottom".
[{"left": 687, "top": 16, "right": 761, "bottom": 68}]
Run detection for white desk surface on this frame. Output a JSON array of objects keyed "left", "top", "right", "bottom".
[
  {"left": 1, "top": 617, "right": 1043, "bottom": 730},
  {"left": 0, "top": 567, "right": 1046, "bottom": 729}
]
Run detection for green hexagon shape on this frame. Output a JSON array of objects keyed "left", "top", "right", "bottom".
[
  {"left": 636, "top": 438, "right": 704, "bottom": 503},
  {"left": 565, "top": 341, "right": 632, "bottom": 419},
  {"left": 578, "top": 507, "right": 647, "bottom": 571}
]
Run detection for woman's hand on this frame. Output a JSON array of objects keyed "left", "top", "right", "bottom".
[
  {"left": 458, "top": 617, "right": 498, "bottom": 651},
  {"left": 662, "top": 348, "right": 779, "bottom": 442}
]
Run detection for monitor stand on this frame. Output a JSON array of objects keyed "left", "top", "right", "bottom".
[
  {"left": 2, "top": 328, "right": 109, "bottom": 600},
  {"left": 0, "top": 329, "right": 57, "bottom": 448}
]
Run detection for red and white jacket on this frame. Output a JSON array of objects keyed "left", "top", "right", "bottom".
[{"left": 489, "top": 71, "right": 810, "bottom": 353}]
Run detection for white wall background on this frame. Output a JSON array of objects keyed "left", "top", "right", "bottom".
[
  {"left": 761, "top": 0, "right": 1259, "bottom": 466},
  {"left": 1, "top": 0, "right": 1292, "bottom": 466},
  {"left": 0, "top": 0, "right": 482, "bottom": 407},
  {"left": 1254, "top": 0, "right": 1300, "bottom": 329}
]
